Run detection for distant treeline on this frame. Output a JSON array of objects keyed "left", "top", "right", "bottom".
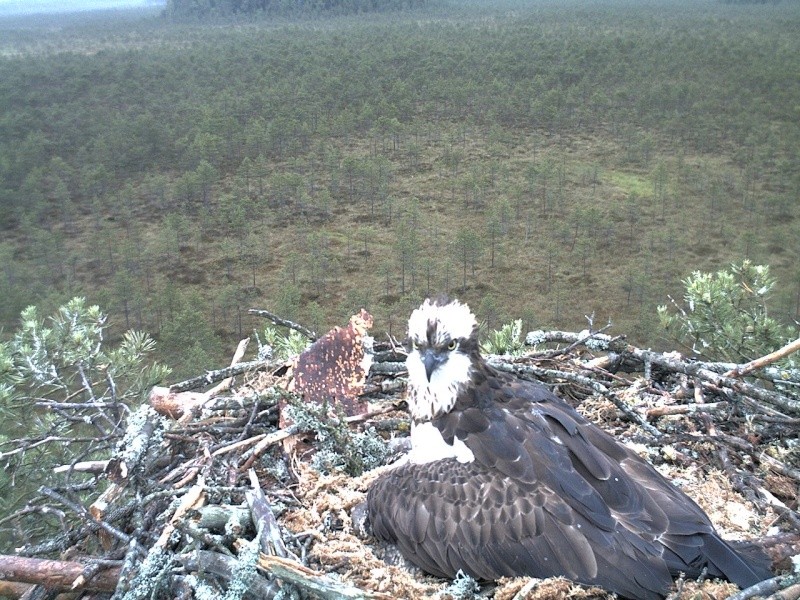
[{"left": 164, "top": 0, "right": 427, "bottom": 17}]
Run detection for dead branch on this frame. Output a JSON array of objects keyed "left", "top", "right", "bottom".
[
  {"left": 246, "top": 470, "right": 291, "bottom": 559},
  {"left": 258, "top": 554, "right": 392, "bottom": 600},
  {"left": 211, "top": 433, "right": 268, "bottom": 457},
  {"left": 168, "top": 358, "right": 278, "bottom": 393},
  {"left": 205, "top": 338, "right": 251, "bottom": 397},
  {"left": 53, "top": 460, "right": 110, "bottom": 475},
  {"left": 761, "top": 453, "right": 800, "bottom": 484},
  {"left": 725, "top": 575, "right": 800, "bottom": 600},
  {"left": 724, "top": 337, "right": 800, "bottom": 379},
  {"left": 192, "top": 505, "right": 251, "bottom": 532},
  {"left": 645, "top": 401, "right": 729, "bottom": 419},
  {"left": 525, "top": 329, "right": 627, "bottom": 353},
  {"left": 38, "top": 487, "right": 130, "bottom": 546},
  {"left": 0, "top": 555, "right": 120, "bottom": 592},
  {"left": 181, "top": 550, "right": 280, "bottom": 598},
  {"left": 622, "top": 346, "right": 800, "bottom": 415},
  {"left": 249, "top": 308, "right": 318, "bottom": 341},
  {"left": 155, "top": 479, "right": 206, "bottom": 549}
]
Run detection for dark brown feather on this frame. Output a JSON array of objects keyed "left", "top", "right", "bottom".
[{"left": 367, "top": 360, "right": 772, "bottom": 599}]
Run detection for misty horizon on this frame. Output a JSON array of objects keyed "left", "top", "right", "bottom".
[{"left": 0, "top": 0, "right": 165, "bottom": 16}]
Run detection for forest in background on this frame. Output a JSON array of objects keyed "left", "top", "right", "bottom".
[
  {"left": 163, "top": 0, "right": 428, "bottom": 18},
  {"left": 0, "top": 0, "right": 799, "bottom": 378}
]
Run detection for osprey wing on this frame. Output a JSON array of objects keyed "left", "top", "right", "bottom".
[
  {"left": 433, "top": 371, "right": 771, "bottom": 590},
  {"left": 367, "top": 458, "right": 672, "bottom": 600}
]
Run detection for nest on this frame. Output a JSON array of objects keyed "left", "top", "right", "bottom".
[{"left": 1, "top": 318, "right": 799, "bottom": 600}]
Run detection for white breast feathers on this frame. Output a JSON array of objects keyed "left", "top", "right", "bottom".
[{"left": 408, "top": 421, "right": 474, "bottom": 464}]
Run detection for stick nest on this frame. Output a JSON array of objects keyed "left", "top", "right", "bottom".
[{"left": 3, "top": 326, "right": 799, "bottom": 600}]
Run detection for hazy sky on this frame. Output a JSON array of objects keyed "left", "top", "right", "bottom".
[{"left": 0, "top": 0, "right": 165, "bottom": 16}]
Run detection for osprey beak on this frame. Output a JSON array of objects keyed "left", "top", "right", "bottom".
[{"left": 422, "top": 349, "right": 444, "bottom": 381}]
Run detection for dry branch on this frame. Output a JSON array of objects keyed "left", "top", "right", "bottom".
[
  {"left": 205, "top": 337, "right": 250, "bottom": 397},
  {"left": 645, "top": 401, "right": 730, "bottom": 419},
  {"left": 246, "top": 469, "right": 290, "bottom": 558},
  {"left": 181, "top": 550, "right": 279, "bottom": 598},
  {"left": 258, "top": 554, "right": 392, "bottom": 600},
  {"left": 249, "top": 307, "right": 318, "bottom": 340},
  {"left": 724, "top": 337, "right": 800, "bottom": 379},
  {"left": 0, "top": 555, "right": 120, "bottom": 592},
  {"left": 167, "top": 358, "right": 278, "bottom": 393},
  {"left": 725, "top": 575, "right": 800, "bottom": 600}
]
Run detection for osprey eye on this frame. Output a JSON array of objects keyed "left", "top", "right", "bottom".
[{"left": 447, "top": 340, "right": 458, "bottom": 351}]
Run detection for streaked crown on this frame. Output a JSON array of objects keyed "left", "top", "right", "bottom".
[{"left": 407, "top": 296, "right": 478, "bottom": 348}]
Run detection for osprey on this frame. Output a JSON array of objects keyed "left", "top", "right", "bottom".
[{"left": 366, "top": 297, "right": 771, "bottom": 599}]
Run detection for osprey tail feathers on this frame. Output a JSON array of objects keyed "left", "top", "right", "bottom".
[{"left": 659, "top": 531, "right": 772, "bottom": 588}]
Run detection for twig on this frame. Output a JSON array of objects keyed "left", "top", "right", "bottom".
[
  {"left": 724, "top": 337, "right": 800, "bottom": 379},
  {"left": 239, "top": 426, "right": 300, "bottom": 470},
  {"left": 249, "top": 308, "right": 318, "bottom": 341},
  {"left": 212, "top": 433, "right": 268, "bottom": 458},
  {"left": 38, "top": 487, "right": 130, "bottom": 546}
]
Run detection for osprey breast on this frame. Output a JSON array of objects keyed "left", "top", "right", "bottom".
[{"left": 408, "top": 421, "right": 475, "bottom": 464}]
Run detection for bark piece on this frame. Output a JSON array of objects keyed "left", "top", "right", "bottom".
[{"left": 293, "top": 309, "right": 374, "bottom": 416}]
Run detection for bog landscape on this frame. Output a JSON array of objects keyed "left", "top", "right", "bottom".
[
  {"left": 1, "top": 0, "right": 798, "bottom": 375},
  {"left": 0, "top": 1, "right": 799, "bottom": 599}
]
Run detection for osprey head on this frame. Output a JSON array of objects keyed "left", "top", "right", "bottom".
[{"left": 405, "top": 296, "right": 478, "bottom": 422}]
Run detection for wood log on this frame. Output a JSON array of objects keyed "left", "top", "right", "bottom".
[
  {"left": 0, "top": 555, "right": 119, "bottom": 592},
  {"left": 148, "top": 386, "right": 209, "bottom": 419}
]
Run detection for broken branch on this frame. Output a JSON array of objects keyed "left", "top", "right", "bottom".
[
  {"left": 0, "top": 555, "right": 119, "bottom": 592},
  {"left": 249, "top": 308, "right": 318, "bottom": 341}
]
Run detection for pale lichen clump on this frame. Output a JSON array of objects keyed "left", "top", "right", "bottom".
[{"left": 222, "top": 538, "right": 260, "bottom": 600}]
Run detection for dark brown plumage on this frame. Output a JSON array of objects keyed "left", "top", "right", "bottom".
[{"left": 366, "top": 297, "right": 771, "bottom": 600}]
